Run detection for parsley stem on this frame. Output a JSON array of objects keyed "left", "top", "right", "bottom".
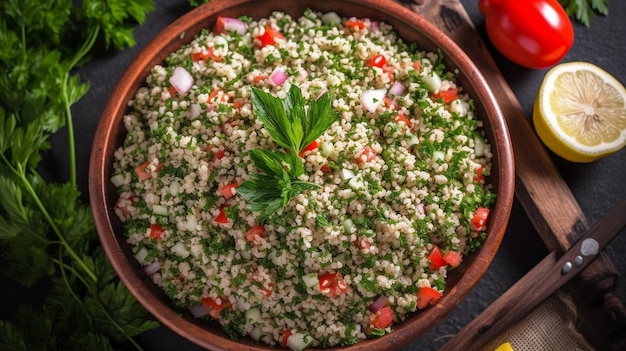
[{"left": 63, "top": 25, "right": 101, "bottom": 188}]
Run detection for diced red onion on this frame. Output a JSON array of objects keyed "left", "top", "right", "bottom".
[
  {"left": 270, "top": 68, "right": 288, "bottom": 86},
  {"left": 223, "top": 17, "right": 249, "bottom": 35},
  {"left": 389, "top": 81, "right": 405, "bottom": 97},
  {"left": 189, "top": 304, "right": 210, "bottom": 318},
  {"left": 169, "top": 66, "right": 194, "bottom": 94},
  {"left": 189, "top": 103, "right": 201, "bottom": 119},
  {"left": 143, "top": 261, "right": 161, "bottom": 276},
  {"left": 370, "top": 21, "right": 379, "bottom": 32},
  {"left": 369, "top": 295, "right": 389, "bottom": 313},
  {"left": 361, "top": 89, "right": 387, "bottom": 113}
]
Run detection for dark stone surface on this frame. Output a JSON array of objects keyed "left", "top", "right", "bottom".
[{"left": 2, "top": 0, "right": 624, "bottom": 350}]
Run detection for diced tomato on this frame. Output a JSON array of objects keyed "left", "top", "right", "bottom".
[
  {"left": 218, "top": 182, "right": 238, "bottom": 199},
  {"left": 416, "top": 287, "right": 442, "bottom": 309},
  {"left": 168, "top": 85, "right": 178, "bottom": 96},
  {"left": 246, "top": 224, "right": 265, "bottom": 244},
  {"left": 215, "top": 206, "right": 229, "bottom": 224},
  {"left": 320, "top": 163, "right": 332, "bottom": 173},
  {"left": 213, "top": 149, "right": 226, "bottom": 160},
  {"left": 413, "top": 60, "right": 422, "bottom": 73},
  {"left": 299, "top": 140, "right": 318, "bottom": 157},
  {"left": 354, "top": 238, "right": 371, "bottom": 251},
  {"left": 318, "top": 272, "right": 350, "bottom": 296},
  {"left": 203, "top": 145, "right": 226, "bottom": 161},
  {"left": 354, "top": 146, "right": 377, "bottom": 164},
  {"left": 368, "top": 54, "right": 387, "bottom": 68},
  {"left": 394, "top": 114, "right": 413, "bottom": 128},
  {"left": 135, "top": 160, "right": 160, "bottom": 180},
  {"left": 201, "top": 296, "right": 231, "bottom": 319},
  {"left": 443, "top": 250, "right": 462, "bottom": 268},
  {"left": 256, "top": 25, "right": 284, "bottom": 48},
  {"left": 212, "top": 16, "right": 227, "bottom": 34},
  {"left": 428, "top": 246, "right": 447, "bottom": 270},
  {"left": 471, "top": 207, "right": 490, "bottom": 231},
  {"left": 431, "top": 87, "right": 459, "bottom": 103},
  {"left": 370, "top": 306, "right": 394, "bottom": 330},
  {"left": 259, "top": 285, "right": 273, "bottom": 298},
  {"left": 282, "top": 330, "right": 292, "bottom": 347},
  {"left": 191, "top": 47, "right": 222, "bottom": 62},
  {"left": 253, "top": 75, "right": 267, "bottom": 83},
  {"left": 475, "top": 165, "right": 483, "bottom": 183},
  {"left": 344, "top": 20, "right": 366, "bottom": 30},
  {"left": 149, "top": 223, "right": 165, "bottom": 240},
  {"left": 208, "top": 88, "right": 220, "bottom": 101}
]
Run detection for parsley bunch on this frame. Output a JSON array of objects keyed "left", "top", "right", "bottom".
[
  {"left": 0, "top": 0, "right": 158, "bottom": 350},
  {"left": 237, "top": 86, "right": 337, "bottom": 220},
  {"left": 559, "top": 0, "right": 609, "bottom": 26}
]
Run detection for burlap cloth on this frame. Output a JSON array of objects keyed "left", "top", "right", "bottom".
[{"left": 482, "top": 292, "right": 595, "bottom": 351}]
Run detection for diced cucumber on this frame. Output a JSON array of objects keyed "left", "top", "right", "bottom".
[
  {"left": 348, "top": 174, "right": 365, "bottom": 190},
  {"left": 245, "top": 307, "right": 262, "bottom": 324},
  {"left": 341, "top": 168, "right": 355, "bottom": 180},
  {"left": 474, "top": 134, "right": 485, "bottom": 157},
  {"left": 169, "top": 180, "right": 180, "bottom": 196},
  {"left": 321, "top": 12, "right": 342, "bottom": 25},
  {"left": 110, "top": 173, "right": 127, "bottom": 187},
  {"left": 287, "top": 332, "right": 314, "bottom": 351},
  {"left": 134, "top": 247, "right": 149, "bottom": 263},
  {"left": 431, "top": 150, "right": 445, "bottom": 168},
  {"left": 152, "top": 204, "right": 168, "bottom": 216},
  {"left": 319, "top": 141, "right": 334, "bottom": 157},
  {"left": 422, "top": 71, "right": 442, "bottom": 92},
  {"left": 171, "top": 242, "right": 190, "bottom": 259},
  {"left": 302, "top": 273, "right": 319, "bottom": 288},
  {"left": 342, "top": 218, "right": 356, "bottom": 233},
  {"left": 249, "top": 326, "right": 264, "bottom": 341}
]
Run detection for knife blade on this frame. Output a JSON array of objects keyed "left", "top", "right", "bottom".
[{"left": 438, "top": 200, "right": 626, "bottom": 350}]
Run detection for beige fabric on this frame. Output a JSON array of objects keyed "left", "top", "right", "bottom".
[{"left": 483, "top": 293, "right": 594, "bottom": 351}]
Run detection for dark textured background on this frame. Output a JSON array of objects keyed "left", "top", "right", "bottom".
[{"left": 2, "top": 0, "right": 625, "bottom": 350}]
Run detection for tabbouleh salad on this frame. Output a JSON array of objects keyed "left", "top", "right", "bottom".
[{"left": 111, "top": 9, "right": 497, "bottom": 350}]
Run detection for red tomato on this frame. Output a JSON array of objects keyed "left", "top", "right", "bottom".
[
  {"left": 320, "top": 163, "right": 332, "bottom": 173},
  {"left": 443, "top": 250, "right": 462, "bottom": 267},
  {"left": 478, "top": 0, "right": 573, "bottom": 69},
  {"left": 212, "top": 16, "right": 226, "bottom": 34},
  {"left": 149, "top": 223, "right": 165, "bottom": 240},
  {"left": 318, "top": 272, "right": 350, "bottom": 296},
  {"left": 191, "top": 47, "right": 222, "bottom": 62},
  {"left": 370, "top": 306, "right": 394, "bottom": 330},
  {"left": 281, "top": 330, "right": 292, "bottom": 347},
  {"left": 135, "top": 161, "right": 162, "bottom": 180},
  {"left": 431, "top": 87, "right": 459, "bottom": 103},
  {"left": 201, "top": 296, "right": 230, "bottom": 319},
  {"left": 428, "top": 246, "right": 447, "bottom": 270},
  {"left": 416, "top": 287, "right": 442, "bottom": 309},
  {"left": 471, "top": 207, "right": 490, "bottom": 231},
  {"left": 246, "top": 224, "right": 265, "bottom": 244},
  {"left": 354, "top": 146, "right": 377, "bottom": 164},
  {"left": 475, "top": 165, "right": 484, "bottom": 183},
  {"left": 218, "top": 182, "right": 238, "bottom": 199},
  {"left": 215, "top": 206, "right": 229, "bottom": 224},
  {"left": 299, "top": 140, "right": 318, "bottom": 157},
  {"left": 368, "top": 54, "right": 387, "bottom": 68},
  {"left": 344, "top": 20, "right": 365, "bottom": 30},
  {"left": 354, "top": 237, "right": 372, "bottom": 251},
  {"left": 256, "top": 25, "right": 284, "bottom": 48},
  {"left": 394, "top": 114, "right": 413, "bottom": 128}
]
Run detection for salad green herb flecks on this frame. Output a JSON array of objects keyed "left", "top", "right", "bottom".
[
  {"left": 238, "top": 85, "right": 338, "bottom": 220},
  {"left": 0, "top": 0, "right": 157, "bottom": 350}
]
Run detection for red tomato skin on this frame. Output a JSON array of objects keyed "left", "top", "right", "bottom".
[
  {"left": 371, "top": 306, "right": 394, "bottom": 329},
  {"left": 149, "top": 223, "right": 165, "bottom": 240},
  {"left": 478, "top": 0, "right": 573, "bottom": 69},
  {"left": 428, "top": 246, "right": 447, "bottom": 270},
  {"left": 471, "top": 207, "right": 490, "bottom": 231},
  {"left": 416, "top": 287, "right": 442, "bottom": 309}
]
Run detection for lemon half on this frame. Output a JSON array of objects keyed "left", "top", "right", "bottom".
[{"left": 533, "top": 61, "right": 626, "bottom": 162}]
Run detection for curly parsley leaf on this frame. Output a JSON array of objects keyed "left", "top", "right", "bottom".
[{"left": 559, "top": 0, "right": 609, "bottom": 26}]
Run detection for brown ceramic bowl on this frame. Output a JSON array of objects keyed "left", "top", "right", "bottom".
[{"left": 89, "top": 0, "right": 515, "bottom": 349}]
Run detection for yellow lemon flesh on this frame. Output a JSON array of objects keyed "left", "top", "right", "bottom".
[
  {"left": 533, "top": 61, "right": 626, "bottom": 162},
  {"left": 494, "top": 342, "right": 514, "bottom": 351}
]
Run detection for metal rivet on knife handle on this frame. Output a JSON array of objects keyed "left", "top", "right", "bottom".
[
  {"left": 574, "top": 255, "right": 584, "bottom": 266},
  {"left": 561, "top": 261, "right": 573, "bottom": 275},
  {"left": 580, "top": 238, "right": 599, "bottom": 256}
]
